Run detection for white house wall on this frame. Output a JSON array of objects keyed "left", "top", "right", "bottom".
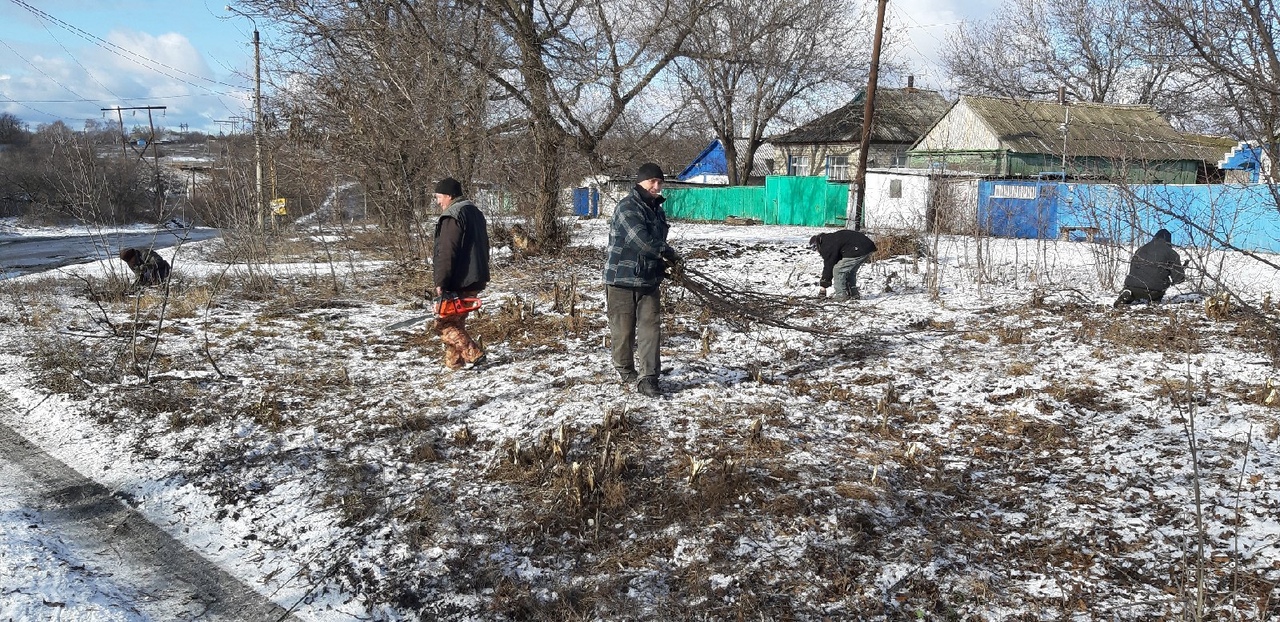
[
  {"left": 914, "top": 101, "right": 1001, "bottom": 151},
  {"left": 864, "top": 172, "right": 932, "bottom": 232},
  {"left": 863, "top": 171, "right": 980, "bottom": 234}
]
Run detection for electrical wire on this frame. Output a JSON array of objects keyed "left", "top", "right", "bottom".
[
  {"left": 36, "top": 15, "right": 126, "bottom": 102},
  {"left": 0, "top": 39, "right": 92, "bottom": 102},
  {"left": 8, "top": 0, "right": 244, "bottom": 95}
]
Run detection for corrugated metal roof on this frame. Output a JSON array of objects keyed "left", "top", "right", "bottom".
[
  {"left": 770, "top": 88, "right": 951, "bottom": 145},
  {"left": 957, "top": 96, "right": 1225, "bottom": 161}
]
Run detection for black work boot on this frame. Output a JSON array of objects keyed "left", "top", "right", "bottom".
[
  {"left": 636, "top": 376, "right": 660, "bottom": 398},
  {"left": 1113, "top": 289, "right": 1133, "bottom": 308}
]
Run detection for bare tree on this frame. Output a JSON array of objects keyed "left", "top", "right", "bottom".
[
  {"left": 942, "top": 0, "right": 1203, "bottom": 122},
  {"left": 1141, "top": 0, "right": 1280, "bottom": 145},
  {"left": 673, "top": 0, "right": 869, "bottom": 185},
  {"left": 246, "top": 0, "right": 714, "bottom": 251},
  {"left": 242, "top": 0, "right": 496, "bottom": 254},
  {"left": 445, "top": 0, "right": 714, "bottom": 247},
  {"left": 0, "top": 112, "right": 29, "bottom": 147}
]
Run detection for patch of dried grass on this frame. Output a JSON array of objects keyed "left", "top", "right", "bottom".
[{"left": 873, "top": 233, "right": 930, "bottom": 260}]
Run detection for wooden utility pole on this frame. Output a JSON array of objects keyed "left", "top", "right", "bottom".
[
  {"left": 852, "top": 0, "right": 888, "bottom": 230},
  {"left": 102, "top": 105, "right": 167, "bottom": 218}
]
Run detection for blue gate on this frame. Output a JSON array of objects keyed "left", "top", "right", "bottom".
[{"left": 572, "top": 187, "right": 600, "bottom": 217}]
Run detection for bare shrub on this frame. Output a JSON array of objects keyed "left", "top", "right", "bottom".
[
  {"left": 28, "top": 335, "right": 112, "bottom": 396},
  {"left": 873, "top": 233, "right": 930, "bottom": 260}
]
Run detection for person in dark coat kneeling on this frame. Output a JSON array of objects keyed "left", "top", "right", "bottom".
[
  {"left": 809, "top": 229, "right": 876, "bottom": 300},
  {"left": 1115, "top": 228, "right": 1185, "bottom": 307},
  {"left": 119, "top": 247, "right": 171, "bottom": 287}
]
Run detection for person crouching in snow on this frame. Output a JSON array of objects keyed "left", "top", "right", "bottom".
[
  {"left": 1114, "top": 228, "right": 1185, "bottom": 307},
  {"left": 119, "top": 247, "right": 171, "bottom": 287},
  {"left": 431, "top": 177, "right": 490, "bottom": 370},
  {"left": 809, "top": 229, "right": 876, "bottom": 300}
]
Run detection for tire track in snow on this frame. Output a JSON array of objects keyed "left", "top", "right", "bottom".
[{"left": 0, "top": 391, "right": 299, "bottom": 621}]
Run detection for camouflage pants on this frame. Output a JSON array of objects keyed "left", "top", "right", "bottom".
[{"left": 434, "top": 311, "right": 484, "bottom": 370}]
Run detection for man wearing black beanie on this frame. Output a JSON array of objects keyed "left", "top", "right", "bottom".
[
  {"left": 432, "top": 177, "right": 491, "bottom": 369},
  {"left": 602, "top": 162, "right": 681, "bottom": 397}
]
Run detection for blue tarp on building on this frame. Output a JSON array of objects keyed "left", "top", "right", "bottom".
[{"left": 677, "top": 141, "right": 729, "bottom": 181}]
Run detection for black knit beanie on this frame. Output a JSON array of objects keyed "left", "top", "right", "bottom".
[
  {"left": 636, "top": 162, "right": 664, "bottom": 183},
  {"left": 434, "top": 177, "right": 462, "bottom": 198}
]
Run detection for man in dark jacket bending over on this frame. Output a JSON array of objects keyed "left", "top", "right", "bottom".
[
  {"left": 1114, "top": 228, "right": 1185, "bottom": 307},
  {"left": 119, "top": 247, "right": 171, "bottom": 287},
  {"left": 809, "top": 229, "right": 877, "bottom": 300},
  {"left": 603, "top": 162, "right": 680, "bottom": 398},
  {"left": 432, "top": 177, "right": 490, "bottom": 370}
]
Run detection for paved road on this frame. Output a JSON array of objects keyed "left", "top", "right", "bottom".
[
  {"left": 0, "top": 392, "right": 300, "bottom": 621},
  {"left": 0, "top": 228, "right": 219, "bottom": 279}
]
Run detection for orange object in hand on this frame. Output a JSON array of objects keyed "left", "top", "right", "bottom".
[{"left": 435, "top": 296, "right": 482, "bottom": 318}]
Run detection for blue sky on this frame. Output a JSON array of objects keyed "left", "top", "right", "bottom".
[
  {"left": 0, "top": 0, "right": 264, "bottom": 134},
  {"left": 0, "top": 0, "right": 1002, "bottom": 135}
]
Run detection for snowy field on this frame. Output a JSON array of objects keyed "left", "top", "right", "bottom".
[{"left": 1, "top": 217, "right": 1278, "bottom": 620}]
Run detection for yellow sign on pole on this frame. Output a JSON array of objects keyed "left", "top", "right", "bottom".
[{"left": 271, "top": 198, "right": 287, "bottom": 215}]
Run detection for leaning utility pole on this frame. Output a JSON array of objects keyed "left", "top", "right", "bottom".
[
  {"left": 102, "top": 105, "right": 167, "bottom": 218},
  {"left": 852, "top": 0, "right": 888, "bottom": 231}
]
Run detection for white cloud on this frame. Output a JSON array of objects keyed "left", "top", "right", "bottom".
[
  {"left": 104, "top": 30, "right": 213, "bottom": 80},
  {"left": 884, "top": 0, "right": 1002, "bottom": 91}
]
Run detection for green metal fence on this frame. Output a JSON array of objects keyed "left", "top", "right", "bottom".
[{"left": 665, "top": 176, "right": 850, "bottom": 226}]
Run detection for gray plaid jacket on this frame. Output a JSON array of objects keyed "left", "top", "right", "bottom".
[{"left": 602, "top": 186, "right": 670, "bottom": 288}]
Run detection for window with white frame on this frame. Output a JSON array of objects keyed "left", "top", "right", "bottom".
[
  {"left": 992, "top": 185, "right": 1037, "bottom": 199},
  {"left": 826, "top": 156, "right": 850, "bottom": 181},
  {"left": 788, "top": 155, "right": 811, "bottom": 176}
]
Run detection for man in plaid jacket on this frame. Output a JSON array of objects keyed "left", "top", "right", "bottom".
[{"left": 603, "top": 162, "right": 680, "bottom": 397}]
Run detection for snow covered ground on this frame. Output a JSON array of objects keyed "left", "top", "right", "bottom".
[{"left": 1, "top": 217, "right": 1278, "bottom": 620}]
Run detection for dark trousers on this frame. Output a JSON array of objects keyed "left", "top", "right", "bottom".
[
  {"left": 606, "top": 285, "right": 661, "bottom": 381},
  {"left": 1117, "top": 286, "right": 1166, "bottom": 305}
]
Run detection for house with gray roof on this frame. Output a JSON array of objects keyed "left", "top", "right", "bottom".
[
  {"left": 769, "top": 85, "right": 951, "bottom": 182},
  {"left": 907, "top": 95, "right": 1229, "bottom": 184}
]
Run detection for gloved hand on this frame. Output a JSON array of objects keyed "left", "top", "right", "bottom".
[
  {"left": 435, "top": 290, "right": 460, "bottom": 317},
  {"left": 661, "top": 248, "right": 684, "bottom": 279}
]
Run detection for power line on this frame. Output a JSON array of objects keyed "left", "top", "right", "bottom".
[
  {"left": 36, "top": 15, "right": 125, "bottom": 102},
  {"left": 8, "top": 0, "right": 244, "bottom": 95},
  {"left": 0, "top": 39, "right": 91, "bottom": 102},
  {"left": 5, "top": 94, "right": 213, "bottom": 104}
]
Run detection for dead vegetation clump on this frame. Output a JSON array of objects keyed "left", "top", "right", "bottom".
[
  {"left": 873, "top": 233, "right": 930, "bottom": 261},
  {"left": 28, "top": 334, "right": 117, "bottom": 396},
  {"left": 1046, "top": 380, "right": 1123, "bottom": 412},
  {"left": 1091, "top": 310, "right": 1205, "bottom": 354},
  {"left": 467, "top": 293, "right": 602, "bottom": 352}
]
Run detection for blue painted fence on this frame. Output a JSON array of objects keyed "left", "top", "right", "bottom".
[{"left": 978, "top": 180, "right": 1280, "bottom": 252}]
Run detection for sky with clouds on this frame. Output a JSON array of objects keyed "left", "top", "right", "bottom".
[{"left": 0, "top": 0, "right": 1003, "bottom": 135}]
